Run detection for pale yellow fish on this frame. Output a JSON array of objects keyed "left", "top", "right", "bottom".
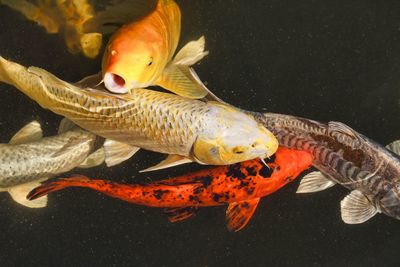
[
  {"left": 0, "top": 56, "right": 278, "bottom": 171},
  {"left": 0, "top": 118, "right": 104, "bottom": 208}
]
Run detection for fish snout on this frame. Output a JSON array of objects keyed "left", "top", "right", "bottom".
[{"left": 104, "top": 72, "right": 129, "bottom": 94}]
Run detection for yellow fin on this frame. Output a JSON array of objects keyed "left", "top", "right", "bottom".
[
  {"left": 226, "top": 198, "right": 260, "bottom": 232},
  {"left": 140, "top": 154, "right": 193, "bottom": 172},
  {"left": 78, "top": 148, "right": 105, "bottom": 168},
  {"left": 156, "top": 65, "right": 209, "bottom": 99},
  {"left": 173, "top": 36, "right": 209, "bottom": 66},
  {"left": 9, "top": 121, "right": 43, "bottom": 145},
  {"left": 104, "top": 139, "right": 140, "bottom": 167},
  {"left": 82, "top": 0, "right": 158, "bottom": 34},
  {"left": 8, "top": 181, "right": 48, "bottom": 208}
]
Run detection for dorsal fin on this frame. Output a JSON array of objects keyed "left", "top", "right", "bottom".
[
  {"left": 9, "top": 121, "right": 43, "bottom": 144},
  {"left": 386, "top": 140, "right": 400, "bottom": 156}
]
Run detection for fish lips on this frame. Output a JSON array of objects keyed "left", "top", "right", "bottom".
[{"left": 104, "top": 72, "right": 129, "bottom": 94}]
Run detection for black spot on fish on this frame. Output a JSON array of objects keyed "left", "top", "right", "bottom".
[
  {"left": 241, "top": 202, "right": 250, "bottom": 209},
  {"left": 212, "top": 193, "right": 222, "bottom": 202},
  {"left": 227, "top": 164, "right": 247, "bottom": 180},
  {"left": 193, "top": 186, "right": 203, "bottom": 195},
  {"left": 194, "top": 175, "right": 212, "bottom": 187},
  {"left": 246, "top": 167, "right": 257, "bottom": 176},
  {"left": 153, "top": 189, "right": 170, "bottom": 200},
  {"left": 259, "top": 164, "right": 273, "bottom": 178},
  {"left": 189, "top": 195, "right": 201, "bottom": 203},
  {"left": 245, "top": 187, "right": 255, "bottom": 195},
  {"left": 264, "top": 154, "right": 276, "bottom": 164}
]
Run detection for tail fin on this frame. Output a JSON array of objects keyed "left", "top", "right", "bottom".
[
  {"left": 26, "top": 175, "right": 92, "bottom": 201},
  {"left": 0, "top": 56, "right": 15, "bottom": 85}
]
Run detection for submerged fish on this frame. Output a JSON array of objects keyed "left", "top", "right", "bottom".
[
  {"left": 0, "top": 0, "right": 102, "bottom": 58},
  {"left": 253, "top": 112, "right": 400, "bottom": 224},
  {"left": 100, "top": 0, "right": 209, "bottom": 97},
  {"left": 27, "top": 147, "right": 313, "bottom": 231},
  {"left": 0, "top": 119, "right": 104, "bottom": 208},
  {"left": 0, "top": 56, "right": 278, "bottom": 171}
]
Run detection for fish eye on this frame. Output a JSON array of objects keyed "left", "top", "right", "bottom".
[
  {"left": 148, "top": 57, "right": 153, "bottom": 66},
  {"left": 232, "top": 147, "right": 244, "bottom": 154}
]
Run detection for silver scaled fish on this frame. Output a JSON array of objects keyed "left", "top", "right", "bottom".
[
  {"left": 0, "top": 56, "right": 278, "bottom": 171},
  {"left": 253, "top": 112, "right": 400, "bottom": 224},
  {"left": 0, "top": 119, "right": 104, "bottom": 208}
]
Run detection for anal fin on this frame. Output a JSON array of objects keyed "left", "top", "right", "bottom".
[
  {"left": 226, "top": 198, "right": 260, "bottom": 232},
  {"left": 8, "top": 180, "right": 48, "bottom": 208},
  {"left": 164, "top": 207, "right": 198, "bottom": 223},
  {"left": 296, "top": 171, "right": 336, "bottom": 193}
]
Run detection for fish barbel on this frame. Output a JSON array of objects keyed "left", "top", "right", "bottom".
[
  {"left": 253, "top": 112, "right": 400, "bottom": 224},
  {"left": 27, "top": 147, "right": 313, "bottom": 231},
  {"left": 0, "top": 56, "right": 278, "bottom": 170},
  {"left": 0, "top": 118, "right": 104, "bottom": 208}
]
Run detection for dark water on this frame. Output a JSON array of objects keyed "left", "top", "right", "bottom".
[{"left": 1, "top": 1, "right": 400, "bottom": 266}]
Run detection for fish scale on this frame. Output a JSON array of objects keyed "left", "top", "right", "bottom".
[
  {"left": 253, "top": 111, "right": 400, "bottom": 221},
  {"left": 0, "top": 129, "right": 97, "bottom": 188}
]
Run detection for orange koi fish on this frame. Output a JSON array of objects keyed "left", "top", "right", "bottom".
[
  {"left": 27, "top": 148, "right": 313, "bottom": 231},
  {"left": 100, "top": 0, "right": 209, "bottom": 97}
]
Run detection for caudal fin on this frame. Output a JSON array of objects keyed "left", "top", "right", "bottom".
[
  {"left": 0, "top": 56, "right": 14, "bottom": 85},
  {"left": 26, "top": 175, "right": 92, "bottom": 201}
]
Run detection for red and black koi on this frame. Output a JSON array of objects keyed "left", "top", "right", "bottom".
[{"left": 27, "top": 147, "right": 313, "bottom": 231}]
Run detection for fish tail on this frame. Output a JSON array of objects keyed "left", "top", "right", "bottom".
[
  {"left": 26, "top": 175, "right": 94, "bottom": 201},
  {"left": 0, "top": 56, "right": 16, "bottom": 85}
]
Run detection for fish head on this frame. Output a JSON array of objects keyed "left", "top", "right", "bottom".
[
  {"left": 193, "top": 104, "right": 279, "bottom": 165},
  {"left": 376, "top": 184, "right": 400, "bottom": 220},
  {"left": 102, "top": 38, "right": 166, "bottom": 94}
]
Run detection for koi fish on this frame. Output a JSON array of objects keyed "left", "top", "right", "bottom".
[
  {"left": 27, "top": 147, "right": 313, "bottom": 231},
  {"left": 0, "top": 0, "right": 103, "bottom": 58},
  {"left": 99, "top": 0, "right": 210, "bottom": 97},
  {"left": 0, "top": 118, "right": 104, "bottom": 208},
  {"left": 0, "top": 56, "right": 278, "bottom": 171},
  {"left": 253, "top": 112, "right": 400, "bottom": 224}
]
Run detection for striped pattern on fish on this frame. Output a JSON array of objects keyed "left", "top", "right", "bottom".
[{"left": 253, "top": 112, "right": 400, "bottom": 223}]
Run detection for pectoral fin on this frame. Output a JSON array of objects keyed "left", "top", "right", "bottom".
[
  {"left": 58, "top": 118, "right": 77, "bottom": 134},
  {"left": 296, "top": 171, "right": 336, "bottom": 193},
  {"left": 104, "top": 139, "right": 140, "bottom": 167},
  {"left": 386, "top": 140, "right": 400, "bottom": 155},
  {"left": 173, "top": 36, "right": 209, "bottom": 66},
  {"left": 78, "top": 148, "right": 105, "bottom": 168},
  {"left": 156, "top": 65, "right": 209, "bottom": 99},
  {"left": 8, "top": 181, "right": 48, "bottom": 208},
  {"left": 9, "top": 120, "right": 43, "bottom": 144},
  {"left": 74, "top": 72, "right": 102, "bottom": 88},
  {"left": 226, "top": 198, "right": 260, "bottom": 232},
  {"left": 164, "top": 207, "right": 198, "bottom": 223},
  {"left": 340, "top": 190, "right": 377, "bottom": 224},
  {"left": 140, "top": 155, "right": 193, "bottom": 172}
]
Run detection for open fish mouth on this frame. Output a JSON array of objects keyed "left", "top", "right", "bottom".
[{"left": 104, "top": 72, "right": 128, "bottom": 94}]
